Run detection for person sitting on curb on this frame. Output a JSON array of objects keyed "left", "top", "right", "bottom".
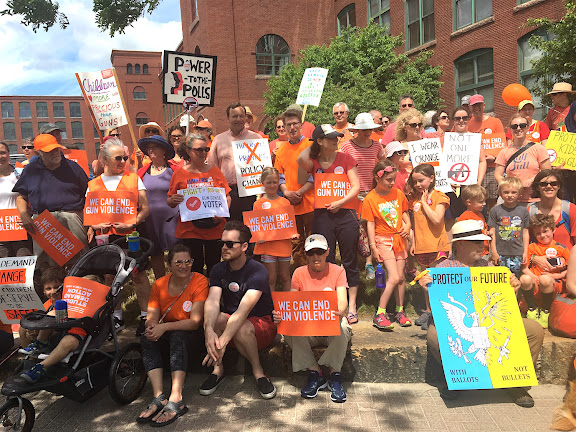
[
  {"left": 419, "top": 220, "right": 544, "bottom": 408},
  {"left": 273, "top": 234, "right": 351, "bottom": 403}
]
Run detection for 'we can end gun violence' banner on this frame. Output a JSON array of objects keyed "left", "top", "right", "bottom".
[
  {"left": 83, "top": 191, "right": 138, "bottom": 226},
  {"left": 243, "top": 206, "right": 297, "bottom": 242},
  {"left": 31, "top": 211, "right": 85, "bottom": 267},
  {"left": 428, "top": 267, "right": 537, "bottom": 390},
  {"left": 0, "top": 256, "right": 43, "bottom": 324},
  {"left": 0, "top": 209, "right": 27, "bottom": 242}
]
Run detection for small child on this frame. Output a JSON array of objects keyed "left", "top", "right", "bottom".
[
  {"left": 457, "top": 184, "right": 489, "bottom": 256},
  {"left": 253, "top": 167, "right": 296, "bottom": 291},
  {"left": 520, "top": 214, "right": 570, "bottom": 328},
  {"left": 488, "top": 177, "right": 530, "bottom": 277}
]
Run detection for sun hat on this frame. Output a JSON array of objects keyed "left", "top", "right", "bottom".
[
  {"left": 312, "top": 125, "right": 344, "bottom": 141},
  {"left": 304, "top": 234, "right": 328, "bottom": 251},
  {"left": 245, "top": 106, "right": 258, "bottom": 123},
  {"left": 469, "top": 95, "right": 485, "bottom": 105},
  {"left": 518, "top": 100, "right": 535, "bottom": 110},
  {"left": 138, "top": 122, "right": 165, "bottom": 139},
  {"left": 385, "top": 141, "right": 408, "bottom": 158},
  {"left": 137, "top": 135, "right": 175, "bottom": 160},
  {"left": 349, "top": 113, "right": 381, "bottom": 130},
  {"left": 451, "top": 220, "right": 491, "bottom": 243},
  {"left": 287, "top": 104, "right": 303, "bottom": 112},
  {"left": 546, "top": 82, "right": 576, "bottom": 96},
  {"left": 34, "top": 134, "right": 65, "bottom": 152}
]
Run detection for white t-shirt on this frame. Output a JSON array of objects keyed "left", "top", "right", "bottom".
[
  {"left": 101, "top": 174, "right": 146, "bottom": 192},
  {"left": 0, "top": 171, "right": 20, "bottom": 209}
]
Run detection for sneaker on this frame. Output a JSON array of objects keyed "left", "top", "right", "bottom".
[
  {"left": 373, "top": 313, "right": 394, "bottom": 330},
  {"left": 301, "top": 370, "right": 328, "bottom": 398},
  {"left": 537, "top": 309, "right": 549, "bottom": 329},
  {"left": 328, "top": 372, "right": 346, "bottom": 403},
  {"left": 395, "top": 311, "right": 412, "bottom": 327},
  {"left": 415, "top": 311, "right": 431, "bottom": 326},
  {"left": 113, "top": 317, "right": 125, "bottom": 333},
  {"left": 257, "top": 376, "right": 277, "bottom": 399},
  {"left": 20, "top": 363, "right": 46, "bottom": 383},
  {"left": 135, "top": 316, "right": 146, "bottom": 337},
  {"left": 421, "top": 312, "right": 432, "bottom": 331},
  {"left": 199, "top": 374, "right": 225, "bottom": 396},
  {"left": 365, "top": 264, "right": 375, "bottom": 280},
  {"left": 18, "top": 340, "right": 50, "bottom": 356},
  {"left": 507, "top": 387, "right": 534, "bottom": 408},
  {"left": 526, "top": 308, "right": 539, "bottom": 322}
]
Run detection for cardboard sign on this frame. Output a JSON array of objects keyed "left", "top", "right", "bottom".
[
  {"left": 84, "top": 191, "right": 138, "bottom": 226},
  {"left": 231, "top": 138, "right": 273, "bottom": 197},
  {"left": 272, "top": 291, "right": 340, "bottom": 336},
  {"left": 0, "top": 209, "right": 27, "bottom": 242},
  {"left": 30, "top": 211, "right": 85, "bottom": 267},
  {"left": 428, "top": 266, "right": 537, "bottom": 390},
  {"left": 441, "top": 133, "right": 481, "bottom": 187},
  {"left": 482, "top": 133, "right": 507, "bottom": 158},
  {"left": 63, "top": 149, "right": 90, "bottom": 176},
  {"left": 296, "top": 68, "right": 329, "bottom": 107},
  {"left": 243, "top": 206, "right": 297, "bottom": 242},
  {"left": 314, "top": 173, "right": 360, "bottom": 211},
  {"left": 0, "top": 256, "right": 43, "bottom": 324},
  {"left": 62, "top": 276, "right": 109, "bottom": 319},
  {"left": 76, "top": 68, "right": 127, "bottom": 130},
  {"left": 406, "top": 138, "right": 451, "bottom": 193},
  {"left": 178, "top": 187, "right": 229, "bottom": 222},
  {"left": 546, "top": 130, "right": 576, "bottom": 169},
  {"left": 163, "top": 50, "right": 217, "bottom": 106}
]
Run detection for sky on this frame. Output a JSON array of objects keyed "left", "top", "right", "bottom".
[{"left": 0, "top": 0, "right": 182, "bottom": 96}]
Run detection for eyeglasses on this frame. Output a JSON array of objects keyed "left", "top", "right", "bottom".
[
  {"left": 145, "top": 128, "right": 159, "bottom": 134},
  {"left": 394, "top": 150, "right": 409, "bottom": 156},
  {"left": 510, "top": 123, "right": 528, "bottom": 130},
  {"left": 539, "top": 180, "right": 559, "bottom": 188},
  {"left": 219, "top": 240, "right": 243, "bottom": 248},
  {"left": 439, "top": 115, "right": 449, "bottom": 120},
  {"left": 22, "top": 145, "right": 34, "bottom": 150},
  {"left": 285, "top": 122, "right": 301, "bottom": 128},
  {"left": 170, "top": 134, "right": 183, "bottom": 140},
  {"left": 401, "top": 103, "right": 414, "bottom": 108},
  {"left": 112, "top": 155, "right": 129, "bottom": 162},
  {"left": 333, "top": 111, "right": 346, "bottom": 115},
  {"left": 109, "top": 133, "right": 120, "bottom": 137},
  {"left": 408, "top": 122, "right": 423, "bottom": 129},
  {"left": 306, "top": 248, "right": 326, "bottom": 256},
  {"left": 188, "top": 147, "right": 210, "bottom": 153},
  {"left": 454, "top": 116, "right": 469, "bottom": 122},
  {"left": 173, "top": 259, "right": 192, "bottom": 267}
]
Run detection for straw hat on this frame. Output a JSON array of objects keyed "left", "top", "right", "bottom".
[
  {"left": 546, "top": 82, "right": 576, "bottom": 96},
  {"left": 451, "top": 220, "right": 491, "bottom": 243},
  {"left": 139, "top": 122, "right": 165, "bottom": 139}
]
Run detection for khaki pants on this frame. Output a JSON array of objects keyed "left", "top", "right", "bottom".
[{"left": 285, "top": 317, "right": 352, "bottom": 372}]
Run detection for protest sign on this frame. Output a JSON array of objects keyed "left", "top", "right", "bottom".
[
  {"left": 272, "top": 291, "right": 340, "bottom": 336},
  {"left": 163, "top": 51, "right": 217, "bottom": 106},
  {"left": 441, "top": 133, "right": 481, "bottom": 187},
  {"left": 84, "top": 191, "right": 138, "bottom": 226},
  {"left": 406, "top": 138, "right": 451, "bottom": 192},
  {"left": 314, "top": 173, "right": 361, "bottom": 212},
  {"left": 0, "top": 256, "right": 43, "bottom": 324},
  {"left": 178, "top": 187, "right": 229, "bottom": 222},
  {"left": 243, "top": 206, "right": 297, "bottom": 242},
  {"left": 63, "top": 149, "right": 90, "bottom": 176},
  {"left": 31, "top": 211, "right": 84, "bottom": 267},
  {"left": 546, "top": 130, "right": 576, "bottom": 169},
  {"left": 76, "top": 68, "right": 127, "bottom": 130},
  {"left": 0, "top": 209, "right": 27, "bottom": 242},
  {"left": 296, "top": 68, "right": 329, "bottom": 107},
  {"left": 62, "top": 276, "right": 109, "bottom": 319},
  {"left": 482, "top": 133, "right": 507, "bottom": 158},
  {"left": 428, "top": 266, "right": 537, "bottom": 390},
  {"left": 231, "top": 138, "right": 273, "bottom": 197}
]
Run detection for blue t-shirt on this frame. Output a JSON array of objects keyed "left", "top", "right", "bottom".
[
  {"left": 209, "top": 258, "right": 273, "bottom": 318},
  {"left": 12, "top": 153, "right": 88, "bottom": 213},
  {"left": 488, "top": 204, "right": 530, "bottom": 256}
]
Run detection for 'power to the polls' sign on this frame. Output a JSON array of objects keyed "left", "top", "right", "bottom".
[
  {"left": 243, "top": 207, "right": 297, "bottom": 242},
  {"left": 0, "top": 256, "right": 43, "bottom": 324},
  {"left": 31, "top": 211, "right": 84, "bottom": 267},
  {"left": 163, "top": 51, "right": 217, "bottom": 106}
]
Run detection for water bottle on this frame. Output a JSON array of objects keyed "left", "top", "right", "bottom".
[
  {"left": 54, "top": 300, "right": 68, "bottom": 323},
  {"left": 126, "top": 230, "right": 140, "bottom": 252},
  {"left": 375, "top": 264, "right": 386, "bottom": 290}
]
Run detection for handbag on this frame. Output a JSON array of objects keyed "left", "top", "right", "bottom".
[{"left": 349, "top": 209, "right": 370, "bottom": 258}]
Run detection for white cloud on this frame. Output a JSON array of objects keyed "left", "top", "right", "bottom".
[{"left": 0, "top": 0, "right": 182, "bottom": 96}]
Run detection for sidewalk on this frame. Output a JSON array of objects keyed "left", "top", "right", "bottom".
[{"left": 29, "top": 375, "right": 563, "bottom": 431}]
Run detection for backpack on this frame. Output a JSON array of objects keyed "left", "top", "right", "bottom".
[{"left": 549, "top": 295, "right": 576, "bottom": 338}]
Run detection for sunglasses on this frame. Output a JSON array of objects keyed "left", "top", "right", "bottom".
[
  {"left": 145, "top": 128, "right": 159, "bottom": 134},
  {"left": 401, "top": 103, "right": 414, "bottom": 108},
  {"left": 173, "top": 259, "right": 192, "bottom": 267},
  {"left": 382, "top": 120, "right": 390, "bottom": 124},
  {"left": 454, "top": 116, "right": 469, "bottom": 122},
  {"left": 539, "top": 181, "right": 559, "bottom": 188},
  {"left": 394, "top": 150, "right": 409, "bottom": 156},
  {"left": 109, "top": 133, "right": 120, "bottom": 137},
  {"left": 112, "top": 155, "right": 129, "bottom": 162},
  {"left": 170, "top": 134, "right": 183, "bottom": 139},
  {"left": 333, "top": 111, "right": 346, "bottom": 115},
  {"left": 439, "top": 115, "right": 449, "bottom": 120},
  {"left": 275, "top": 125, "right": 285, "bottom": 129},
  {"left": 510, "top": 123, "right": 528, "bottom": 130},
  {"left": 219, "top": 240, "right": 243, "bottom": 248},
  {"left": 189, "top": 147, "right": 210, "bottom": 153},
  {"left": 305, "top": 248, "right": 326, "bottom": 256},
  {"left": 22, "top": 145, "right": 34, "bottom": 150},
  {"left": 408, "top": 122, "right": 423, "bottom": 129}
]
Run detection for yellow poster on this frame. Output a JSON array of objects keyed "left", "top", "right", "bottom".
[{"left": 546, "top": 130, "right": 576, "bottom": 169}]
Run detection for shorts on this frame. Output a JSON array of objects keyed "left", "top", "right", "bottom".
[
  {"left": 499, "top": 255, "right": 523, "bottom": 278},
  {"left": 375, "top": 236, "right": 408, "bottom": 261},
  {"left": 482, "top": 167, "right": 498, "bottom": 200},
  {"left": 414, "top": 251, "right": 449, "bottom": 267},
  {"left": 49, "top": 327, "right": 86, "bottom": 348},
  {"left": 260, "top": 254, "right": 291, "bottom": 264},
  {"left": 227, "top": 315, "right": 277, "bottom": 351}
]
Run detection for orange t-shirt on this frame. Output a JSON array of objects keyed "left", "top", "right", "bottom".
[
  {"left": 370, "top": 130, "right": 385, "bottom": 142},
  {"left": 274, "top": 138, "right": 314, "bottom": 215},
  {"left": 545, "top": 106, "right": 570, "bottom": 131},
  {"left": 528, "top": 240, "right": 570, "bottom": 278},
  {"left": 362, "top": 188, "right": 408, "bottom": 251},
  {"left": 301, "top": 121, "right": 315, "bottom": 139},
  {"left": 467, "top": 116, "right": 505, "bottom": 167},
  {"left": 148, "top": 273, "right": 209, "bottom": 322},
  {"left": 410, "top": 189, "right": 450, "bottom": 254},
  {"left": 291, "top": 263, "right": 348, "bottom": 291},
  {"left": 457, "top": 210, "right": 489, "bottom": 255},
  {"left": 168, "top": 166, "right": 231, "bottom": 240},
  {"left": 253, "top": 196, "right": 293, "bottom": 257}
]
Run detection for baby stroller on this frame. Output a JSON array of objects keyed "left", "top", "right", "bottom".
[{"left": 0, "top": 239, "right": 152, "bottom": 431}]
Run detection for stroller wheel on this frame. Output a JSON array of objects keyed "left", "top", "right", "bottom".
[
  {"left": 108, "top": 342, "right": 147, "bottom": 405},
  {"left": 0, "top": 397, "right": 35, "bottom": 432}
]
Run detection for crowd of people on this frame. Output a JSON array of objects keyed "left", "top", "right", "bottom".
[{"left": 0, "top": 82, "right": 576, "bottom": 424}]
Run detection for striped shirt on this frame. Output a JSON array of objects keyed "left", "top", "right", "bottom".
[{"left": 339, "top": 139, "right": 385, "bottom": 192}]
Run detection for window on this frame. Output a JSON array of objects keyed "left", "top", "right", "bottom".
[
  {"left": 455, "top": 49, "right": 494, "bottom": 112},
  {"left": 143, "top": 64, "right": 149, "bottom": 74},
  {"left": 3, "top": 123, "right": 16, "bottom": 141},
  {"left": 133, "top": 86, "right": 147, "bottom": 100},
  {"left": 1, "top": 103, "right": 13, "bottom": 119},
  {"left": 127, "top": 63, "right": 133, "bottom": 74},
  {"left": 405, "top": 0, "right": 434, "bottom": 50},
  {"left": 71, "top": 121, "right": 83, "bottom": 139},
  {"left": 134, "top": 64, "right": 141, "bottom": 74},
  {"left": 70, "top": 102, "right": 81, "bottom": 118},
  {"left": 36, "top": 102, "right": 48, "bottom": 118},
  {"left": 136, "top": 113, "right": 149, "bottom": 126},
  {"left": 454, "top": 0, "right": 492, "bottom": 30},
  {"left": 70, "top": 142, "right": 84, "bottom": 150},
  {"left": 368, "top": 0, "right": 391, "bottom": 34},
  {"left": 19, "top": 102, "right": 31, "bottom": 118},
  {"left": 53, "top": 102, "right": 65, "bottom": 118},
  {"left": 55, "top": 121, "right": 67, "bottom": 139},
  {"left": 93, "top": 125, "right": 101, "bottom": 139},
  {"left": 191, "top": 0, "right": 198, "bottom": 20},
  {"left": 21, "top": 122, "right": 33, "bottom": 139},
  {"left": 337, "top": 4, "right": 356, "bottom": 35},
  {"left": 255, "top": 34, "right": 290, "bottom": 76}
]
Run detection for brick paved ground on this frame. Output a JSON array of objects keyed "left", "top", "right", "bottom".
[{"left": 24, "top": 374, "right": 563, "bottom": 431}]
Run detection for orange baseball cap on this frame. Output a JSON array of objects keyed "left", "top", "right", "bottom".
[
  {"left": 196, "top": 120, "right": 213, "bottom": 129},
  {"left": 34, "top": 134, "right": 65, "bottom": 152}
]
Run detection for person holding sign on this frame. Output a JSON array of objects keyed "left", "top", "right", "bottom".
[
  {"left": 273, "top": 234, "right": 351, "bottom": 403},
  {"left": 168, "top": 133, "right": 231, "bottom": 276},
  {"left": 297, "top": 125, "right": 361, "bottom": 324}
]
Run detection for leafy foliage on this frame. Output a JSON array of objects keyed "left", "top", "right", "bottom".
[
  {"left": 263, "top": 24, "right": 443, "bottom": 135},
  {"left": 1, "top": 0, "right": 68, "bottom": 32}
]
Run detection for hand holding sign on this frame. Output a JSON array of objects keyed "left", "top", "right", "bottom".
[{"left": 178, "top": 187, "right": 229, "bottom": 222}]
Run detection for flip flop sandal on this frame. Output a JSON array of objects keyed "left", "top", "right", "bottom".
[
  {"left": 150, "top": 400, "right": 189, "bottom": 427},
  {"left": 347, "top": 313, "right": 358, "bottom": 324},
  {"left": 136, "top": 393, "right": 167, "bottom": 424}
]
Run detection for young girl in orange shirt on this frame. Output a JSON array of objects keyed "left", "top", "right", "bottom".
[
  {"left": 362, "top": 160, "right": 411, "bottom": 331},
  {"left": 253, "top": 167, "right": 296, "bottom": 291}
]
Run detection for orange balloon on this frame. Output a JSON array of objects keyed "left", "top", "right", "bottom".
[{"left": 502, "top": 84, "right": 532, "bottom": 107}]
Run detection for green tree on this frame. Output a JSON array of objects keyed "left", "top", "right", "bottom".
[{"left": 263, "top": 23, "right": 443, "bottom": 135}]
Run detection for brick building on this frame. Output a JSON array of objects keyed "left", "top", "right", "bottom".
[{"left": 178, "top": 0, "right": 564, "bottom": 131}]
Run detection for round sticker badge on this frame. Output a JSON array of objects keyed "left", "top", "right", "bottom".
[
  {"left": 414, "top": 202, "right": 421, "bottom": 212},
  {"left": 532, "top": 131, "right": 540, "bottom": 139},
  {"left": 334, "top": 166, "right": 344, "bottom": 174},
  {"left": 427, "top": 198, "right": 433, "bottom": 205},
  {"left": 477, "top": 220, "right": 485, "bottom": 230},
  {"left": 262, "top": 202, "right": 272, "bottom": 210},
  {"left": 182, "top": 301, "right": 192, "bottom": 312},
  {"left": 546, "top": 248, "right": 557, "bottom": 258},
  {"left": 484, "top": 128, "right": 493, "bottom": 134},
  {"left": 228, "top": 282, "right": 240, "bottom": 292}
]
